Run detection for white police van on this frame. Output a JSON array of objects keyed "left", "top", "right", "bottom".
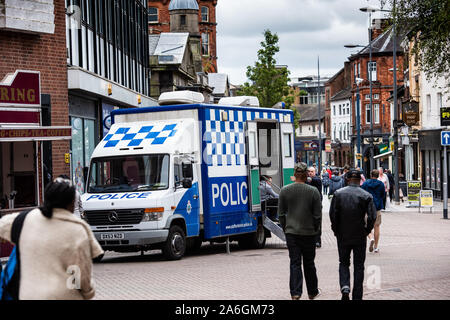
[{"left": 82, "top": 92, "right": 295, "bottom": 260}]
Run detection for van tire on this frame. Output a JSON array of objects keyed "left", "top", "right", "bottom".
[
  {"left": 162, "top": 225, "right": 186, "bottom": 260},
  {"left": 238, "top": 224, "right": 266, "bottom": 249}
]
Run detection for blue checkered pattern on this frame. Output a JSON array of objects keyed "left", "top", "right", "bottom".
[
  {"left": 103, "top": 123, "right": 178, "bottom": 148},
  {"left": 204, "top": 109, "right": 292, "bottom": 167}
]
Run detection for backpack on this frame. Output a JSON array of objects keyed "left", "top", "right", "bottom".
[{"left": 0, "top": 209, "right": 31, "bottom": 300}]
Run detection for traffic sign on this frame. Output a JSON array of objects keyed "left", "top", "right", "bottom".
[{"left": 441, "top": 131, "right": 450, "bottom": 146}]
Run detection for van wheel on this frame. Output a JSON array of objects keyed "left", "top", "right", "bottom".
[
  {"left": 162, "top": 225, "right": 186, "bottom": 260},
  {"left": 238, "top": 224, "right": 266, "bottom": 249}
]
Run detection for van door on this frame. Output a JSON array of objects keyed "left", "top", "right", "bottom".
[
  {"left": 246, "top": 121, "right": 261, "bottom": 212},
  {"left": 280, "top": 122, "right": 295, "bottom": 186},
  {"left": 173, "top": 158, "right": 200, "bottom": 237}
]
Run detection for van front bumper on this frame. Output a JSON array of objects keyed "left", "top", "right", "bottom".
[{"left": 94, "top": 229, "right": 169, "bottom": 247}]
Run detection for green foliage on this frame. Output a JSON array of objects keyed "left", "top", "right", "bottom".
[
  {"left": 238, "top": 30, "right": 294, "bottom": 110},
  {"left": 384, "top": 0, "right": 450, "bottom": 81}
]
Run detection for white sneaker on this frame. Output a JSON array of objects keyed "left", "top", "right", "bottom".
[
  {"left": 374, "top": 248, "right": 380, "bottom": 253},
  {"left": 369, "top": 239, "right": 375, "bottom": 252}
]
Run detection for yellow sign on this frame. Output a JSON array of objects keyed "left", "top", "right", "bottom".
[
  {"left": 65, "top": 153, "right": 70, "bottom": 164},
  {"left": 356, "top": 153, "right": 362, "bottom": 160},
  {"left": 390, "top": 141, "right": 394, "bottom": 151},
  {"left": 420, "top": 190, "right": 433, "bottom": 207}
]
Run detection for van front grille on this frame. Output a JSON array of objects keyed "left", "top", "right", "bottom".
[{"left": 85, "top": 209, "right": 144, "bottom": 226}]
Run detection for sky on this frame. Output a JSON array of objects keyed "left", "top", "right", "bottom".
[{"left": 215, "top": 0, "right": 391, "bottom": 85}]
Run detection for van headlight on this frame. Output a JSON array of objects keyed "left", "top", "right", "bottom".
[{"left": 142, "top": 208, "right": 164, "bottom": 222}]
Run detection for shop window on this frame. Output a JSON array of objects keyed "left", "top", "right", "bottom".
[{"left": 71, "top": 117, "right": 96, "bottom": 194}]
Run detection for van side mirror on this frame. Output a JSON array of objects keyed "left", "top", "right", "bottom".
[{"left": 182, "top": 178, "right": 192, "bottom": 189}]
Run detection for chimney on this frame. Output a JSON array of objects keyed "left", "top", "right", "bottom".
[{"left": 371, "top": 18, "right": 389, "bottom": 41}]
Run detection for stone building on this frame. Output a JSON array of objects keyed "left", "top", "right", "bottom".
[{"left": 148, "top": 0, "right": 218, "bottom": 73}]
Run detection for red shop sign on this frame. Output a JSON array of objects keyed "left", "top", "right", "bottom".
[{"left": 0, "top": 70, "right": 41, "bottom": 107}]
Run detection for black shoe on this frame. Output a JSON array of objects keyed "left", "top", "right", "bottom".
[
  {"left": 341, "top": 288, "right": 350, "bottom": 300},
  {"left": 315, "top": 242, "right": 321, "bottom": 248}
]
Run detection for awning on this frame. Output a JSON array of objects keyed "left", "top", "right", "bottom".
[
  {"left": 374, "top": 151, "right": 392, "bottom": 159},
  {"left": 0, "top": 126, "right": 72, "bottom": 142}
]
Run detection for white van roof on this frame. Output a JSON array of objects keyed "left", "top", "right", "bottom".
[
  {"left": 92, "top": 119, "right": 196, "bottom": 159},
  {"left": 158, "top": 90, "right": 205, "bottom": 105},
  {"left": 218, "top": 96, "right": 260, "bottom": 107}
]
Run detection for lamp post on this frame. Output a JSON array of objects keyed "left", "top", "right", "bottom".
[{"left": 361, "top": 3, "right": 400, "bottom": 203}]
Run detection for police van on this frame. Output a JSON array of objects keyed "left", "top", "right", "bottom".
[{"left": 82, "top": 92, "right": 295, "bottom": 260}]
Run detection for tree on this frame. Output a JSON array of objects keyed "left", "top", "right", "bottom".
[
  {"left": 239, "top": 29, "right": 300, "bottom": 128},
  {"left": 383, "top": 0, "right": 450, "bottom": 81}
]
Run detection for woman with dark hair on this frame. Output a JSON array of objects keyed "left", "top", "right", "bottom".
[{"left": 0, "top": 178, "right": 103, "bottom": 300}]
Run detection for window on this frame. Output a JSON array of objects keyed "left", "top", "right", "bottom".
[
  {"left": 180, "top": 15, "right": 186, "bottom": 26},
  {"left": 283, "top": 133, "right": 292, "bottom": 157},
  {"left": 201, "top": 33, "right": 209, "bottom": 55},
  {"left": 312, "top": 125, "right": 316, "bottom": 133},
  {"left": 339, "top": 104, "right": 342, "bottom": 115},
  {"left": 347, "top": 103, "right": 350, "bottom": 114},
  {"left": 333, "top": 105, "right": 336, "bottom": 116},
  {"left": 299, "top": 125, "right": 302, "bottom": 134},
  {"left": 148, "top": 7, "right": 158, "bottom": 23},
  {"left": 373, "top": 93, "right": 380, "bottom": 100},
  {"left": 365, "top": 104, "right": 371, "bottom": 124},
  {"left": 354, "top": 63, "right": 357, "bottom": 82},
  {"left": 201, "top": 6, "right": 209, "bottom": 22},
  {"left": 365, "top": 94, "right": 370, "bottom": 100},
  {"left": 358, "top": 63, "right": 360, "bottom": 77},
  {"left": 368, "top": 61, "right": 377, "bottom": 81},
  {"left": 437, "top": 92, "right": 443, "bottom": 109},
  {"left": 427, "top": 94, "right": 431, "bottom": 114},
  {"left": 374, "top": 104, "right": 380, "bottom": 124}
]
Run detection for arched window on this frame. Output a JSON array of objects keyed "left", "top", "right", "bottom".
[{"left": 201, "top": 6, "right": 209, "bottom": 22}]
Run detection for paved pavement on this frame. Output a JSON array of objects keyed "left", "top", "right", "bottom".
[{"left": 93, "top": 197, "right": 450, "bottom": 300}]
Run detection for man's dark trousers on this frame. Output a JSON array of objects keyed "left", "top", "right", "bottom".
[
  {"left": 286, "top": 234, "right": 319, "bottom": 297},
  {"left": 337, "top": 240, "right": 367, "bottom": 300}
]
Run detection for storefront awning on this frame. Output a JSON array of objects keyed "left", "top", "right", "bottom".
[
  {"left": 373, "top": 151, "right": 393, "bottom": 159},
  {"left": 0, "top": 126, "right": 72, "bottom": 142}
]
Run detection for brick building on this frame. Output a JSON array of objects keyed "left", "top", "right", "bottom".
[
  {"left": 347, "top": 21, "right": 404, "bottom": 176},
  {"left": 0, "top": 0, "right": 70, "bottom": 210},
  {"left": 148, "top": 0, "right": 218, "bottom": 73},
  {"left": 324, "top": 62, "right": 352, "bottom": 166}
]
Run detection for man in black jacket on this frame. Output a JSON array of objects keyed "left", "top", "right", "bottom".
[
  {"left": 307, "top": 167, "right": 323, "bottom": 248},
  {"left": 329, "top": 169, "right": 377, "bottom": 300}
]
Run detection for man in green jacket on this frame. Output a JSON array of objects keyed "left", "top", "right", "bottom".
[{"left": 278, "top": 162, "right": 322, "bottom": 300}]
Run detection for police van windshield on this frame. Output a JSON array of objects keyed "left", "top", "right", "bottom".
[{"left": 88, "top": 154, "right": 169, "bottom": 193}]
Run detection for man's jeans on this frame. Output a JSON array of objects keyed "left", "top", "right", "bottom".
[
  {"left": 337, "top": 240, "right": 367, "bottom": 300},
  {"left": 286, "top": 234, "right": 319, "bottom": 297}
]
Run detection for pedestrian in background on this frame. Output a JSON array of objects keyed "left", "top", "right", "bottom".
[
  {"left": 259, "top": 175, "right": 279, "bottom": 222},
  {"left": 378, "top": 167, "right": 390, "bottom": 210},
  {"left": 322, "top": 168, "right": 330, "bottom": 196},
  {"left": 279, "top": 162, "right": 322, "bottom": 300},
  {"left": 58, "top": 174, "right": 83, "bottom": 219},
  {"left": 362, "top": 170, "right": 386, "bottom": 253},
  {"left": 328, "top": 170, "right": 344, "bottom": 199},
  {"left": 356, "top": 167, "right": 366, "bottom": 186},
  {"left": 386, "top": 170, "right": 395, "bottom": 203},
  {"left": 329, "top": 169, "right": 377, "bottom": 300},
  {"left": 307, "top": 167, "right": 323, "bottom": 248},
  {"left": 0, "top": 177, "right": 104, "bottom": 300}
]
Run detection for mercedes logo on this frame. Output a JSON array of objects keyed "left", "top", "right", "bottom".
[{"left": 108, "top": 211, "right": 119, "bottom": 223}]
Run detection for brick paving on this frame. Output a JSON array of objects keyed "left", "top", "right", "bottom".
[{"left": 93, "top": 197, "right": 450, "bottom": 300}]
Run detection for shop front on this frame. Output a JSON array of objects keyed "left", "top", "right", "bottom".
[
  {"left": 419, "top": 129, "right": 442, "bottom": 199},
  {"left": 295, "top": 138, "right": 325, "bottom": 167},
  {"left": 0, "top": 71, "right": 72, "bottom": 213}
]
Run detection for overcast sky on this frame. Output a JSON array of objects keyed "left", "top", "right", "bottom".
[{"left": 216, "top": 0, "right": 390, "bottom": 85}]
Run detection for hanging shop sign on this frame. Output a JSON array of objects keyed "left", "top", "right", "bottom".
[
  {"left": 403, "top": 101, "right": 419, "bottom": 126},
  {"left": 0, "top": 70, "right": 41, "bottom": 107},
  {"left": 440, "top": 107, "right": 450, "bottom": 126},
  {"left": 325, "top": 140, "right": 332, "bottom": 152}
]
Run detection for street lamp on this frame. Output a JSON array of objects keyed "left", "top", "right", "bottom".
[{"left": 360, "top": 3, "right": 400, "bottom": 204}]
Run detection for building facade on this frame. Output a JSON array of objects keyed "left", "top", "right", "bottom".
[
  {"left": 148, "top": 0, "right": 218, "bottom": 73},
  {"left": 330, "top": 90, "right": 352, "bottom": 167},
  {"left": 0, "top": 0, "right": 70, "bottom": 210},
  {"left": 347, "top": 23, "right": 404, "bottom": 177},
  {"left": 66, "top": 0, "right": 158, "bottom": 193}
]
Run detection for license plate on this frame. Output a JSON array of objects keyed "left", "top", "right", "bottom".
[{"left": 100, "top": 233, "right": 124, "bottom": 240}]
